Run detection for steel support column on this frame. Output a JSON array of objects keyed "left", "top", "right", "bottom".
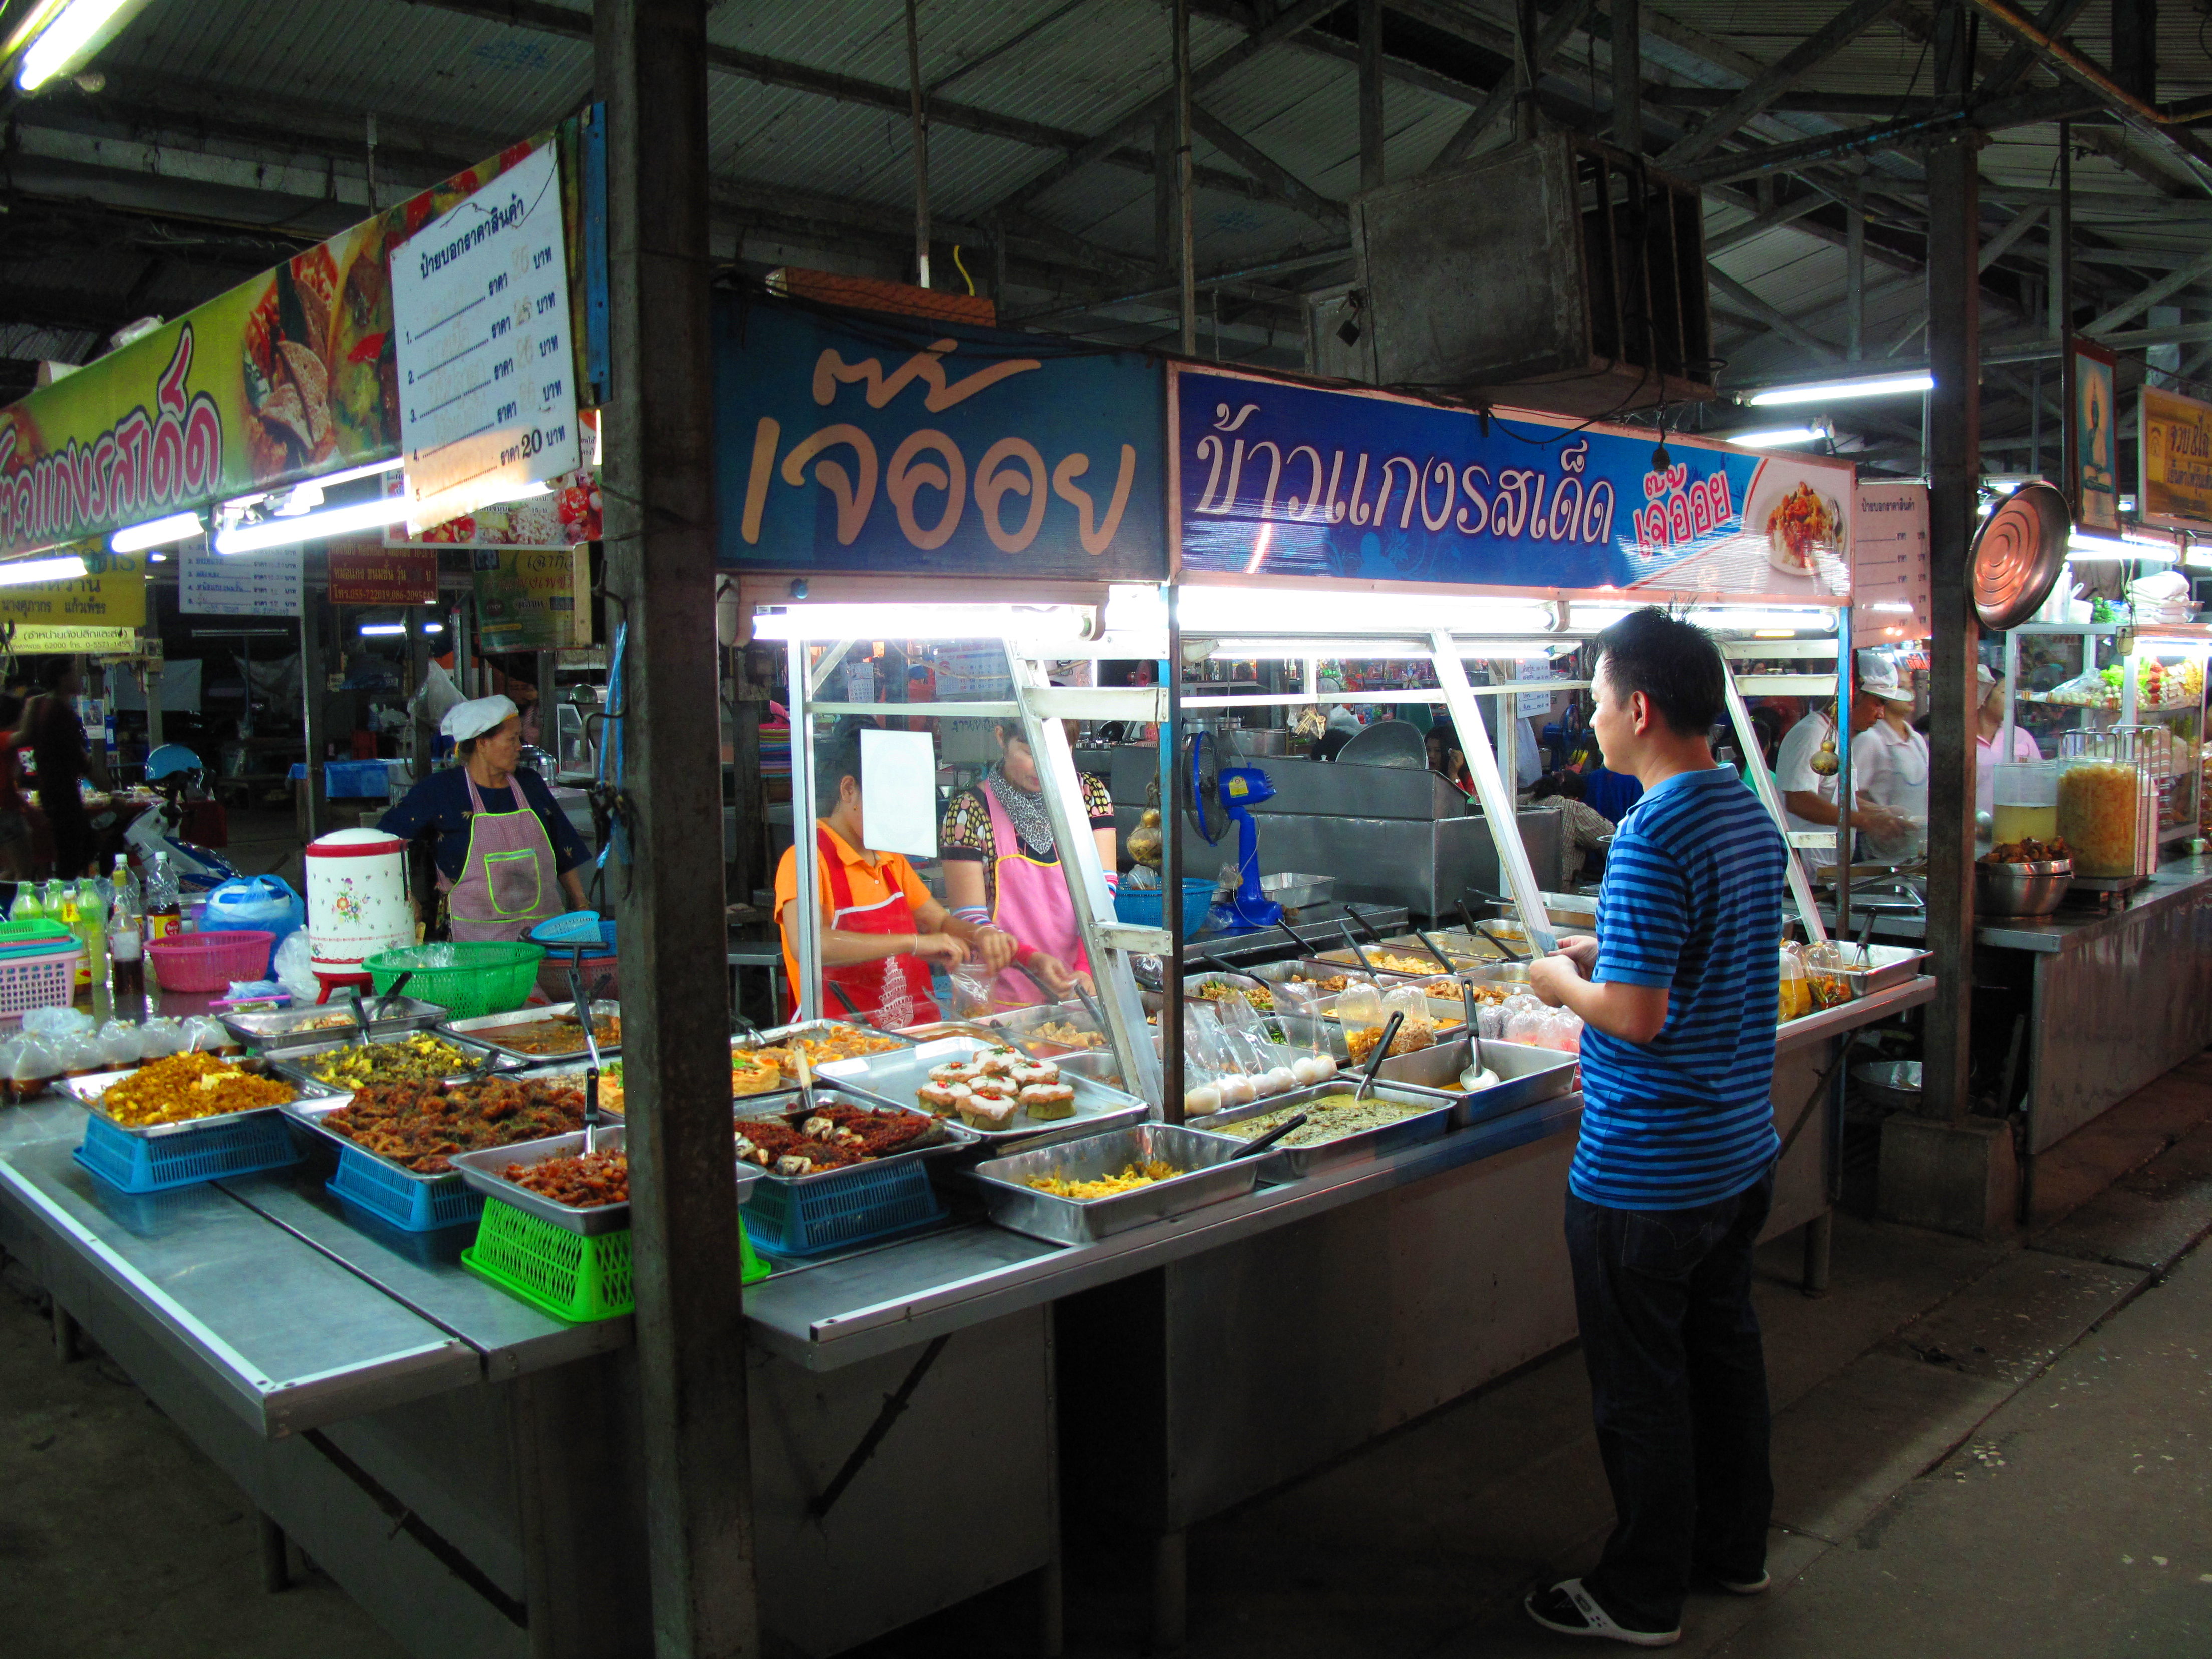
[
  {"left": 1611, "top": 0, "right": 1641, "bottom": 154},
  {"left": 1924, "top": 119, "right": 1981, "bottom": 1125},
  {"left": 594, "top": 3, "right": 759, "bottom": 1655}
]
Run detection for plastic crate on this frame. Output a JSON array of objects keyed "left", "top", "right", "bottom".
[
  {"left": 325, "top": 760, "right": 391, "bottom": 799},
  {"left": 328, "top": 1145, "right": 484, "bottom": 1232},
  {"left": 739, "top": 1159, "right": 945, "bottom": 1257},
  {"left": 462, "top": 1198, "right": 768, "bottom": 1324},
  {"left": 73, "top": 1111, "right": 302, "bottom": 1195},
  {"left": 146, "top": 930, "right": 276, "bottom": 990},
  {"left": 0, "top": 944, "right": 81, "bottom": 1017},
  {"left": 365, "top": 942, "right": 545, "bottom": 1019}
]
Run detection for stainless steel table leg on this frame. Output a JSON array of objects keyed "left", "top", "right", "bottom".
[
  {"left": 1151, "top": 1528, "right": 1187, "bottom": 1651},
  {"left": 52, "top": 1299, "right": 77, "bottom": 1363},
  {"left": 1802, "top": 1211, "right": 1833, "bottom": 1296},
  {"left": 257, "top": 1511, "right": 289, "bottom": 1593}
]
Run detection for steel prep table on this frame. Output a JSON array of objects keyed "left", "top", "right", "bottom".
[
  {"left": 0, "top": 977, "right": 1929, "bottom": 1657},
  {"left": 1822, "top": 853, "right": 2212, "bottom": 1155}
]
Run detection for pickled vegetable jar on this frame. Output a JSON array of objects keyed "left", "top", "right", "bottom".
[{"left": 2057, "top": 759, "right": 2146, "bottom": 878}]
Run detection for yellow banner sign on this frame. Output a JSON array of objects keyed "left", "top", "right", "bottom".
[
  {"left": 0, "top": 551, "right": 147, "bottom": 629},
  {"left": 11, "top": 625, "right": 140, "bottom": 654},
  {"left": 472, "top": 546, "right": 590, "bottom": 650},
  {"left": 2141, "top": 385, "right": 2212, "bottom": 530}
]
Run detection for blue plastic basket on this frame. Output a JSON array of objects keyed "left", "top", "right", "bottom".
[
  {"left": 1114, "top": 880, "right": 1217, "bottom": 938},
  {"left": 324, "top": 759, "right": 392, "bottom": 799},
  {"left": 73, "top": 1111, "right": 301, "bottom": 1195},
  {"left": 739, "top": 1160, "right": 944, "bottom": 1257},
  {"left": 328, "top": 1146, "right": 485, "bottom": 1232}
]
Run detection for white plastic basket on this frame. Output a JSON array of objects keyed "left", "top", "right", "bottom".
[{"left": 0, "top": 946, "right": 82, "bottom": 1018}]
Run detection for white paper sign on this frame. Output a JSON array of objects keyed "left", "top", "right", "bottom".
[
  {"left": 859, "top": 727, "right": 939, "bottom": 860},
  {"left": 1851, "top": 483, "right": 1932, "bottom": 642},
  {"left": 181, "top": 542, "right": 303, "bottom": 616},
  {"left": 391, "top": 144, "right": 580, "bottom": 532}
]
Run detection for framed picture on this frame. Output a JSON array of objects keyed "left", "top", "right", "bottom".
[{"left": 2068, "top": 338, "right": 2120, "bottom": 531}]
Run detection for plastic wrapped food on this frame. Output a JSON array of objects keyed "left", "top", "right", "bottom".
[
  {"left": 57, "top": 1033, "right": 105, "bottom": 1077},
  {"left": 136, "top": 1019, "right": 186, "bottom": 1059},
  {"left": 2057, "top": 759, "right": 2146, "bottom": 878},
  {"left": 11, "top": 1036, "right": 66, "bottom": 1100},
  {"left": 98, "top": 1021, "right": 143, "bottom": 1069},
  {"left": 1777, "top": 947, "right": 1812, "bottom": 1024}
]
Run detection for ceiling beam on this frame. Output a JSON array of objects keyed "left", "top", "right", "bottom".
[
  {"left": 1979, "top": 0, "right": 2095, "bottom": 99},
  {"left": 1706, "top": 269, "right": 1846, "bottom": 360},
  {"left": 1656, "top": 0, "right": 1904, "bottom": 169},
  {"left": 1189, "top": 105, "right": 1347, "bottom": 227},
  {"left": 2084, "top": 243, "right": 2212, "bottom": 333},
  {"left": 1427, "top": 0, "right": 1600, "bottom": 172}
]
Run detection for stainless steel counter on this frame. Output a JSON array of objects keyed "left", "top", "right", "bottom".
[{"left": 1819, "top": 853, "right": 2212, "bottom": 953}]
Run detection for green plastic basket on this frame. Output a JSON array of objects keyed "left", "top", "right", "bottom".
[
  {"left": 365, "top": 941, "right": 546, "bottom": 1019},
  {"left": 461, "top": 1197, "right": 768, "bottom": 1324}
]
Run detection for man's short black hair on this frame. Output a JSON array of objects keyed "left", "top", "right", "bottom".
[
  {"left": 1531, "top": 769, "right": 1586, "bottom": 802},
  {"left": 814, "top": 730, "right": 863, "bottom": 816},
  {"left": 1593, "top": 608, "right": 1725, "bottom": 739}
]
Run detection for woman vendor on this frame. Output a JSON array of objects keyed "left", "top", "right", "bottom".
[
  {"left": 379, "top": 695, "right": 591, "bottom": 941},
  {"left": 776, "top": 728, "right": 1009, "bottom": 1027},
  {"left": 940, "top": 723, "right": 1117, "bottom": 1011}
]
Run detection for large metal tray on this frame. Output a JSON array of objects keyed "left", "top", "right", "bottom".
[
  {"left": 1375, "top": 1037, "right": 1580, "bottom": 1127},
  {"left": 283, "top": 1071, "right": 604, "bottom": 1188},
  {"left": 1313, "top": 944, "right": 1468, "bottom": 978},
  {"left": 731, "top": 1018, "right": 917, "bottom": 1080},
  {"left": 817, "top": 1035, "right": 1147, "bottom": 1148},
  {"left": 503, "top": 1053, "right": 799, "bottom": 1115},
  {"left": 62, "top": 1060, "right": 346, "bottom": 1138},
  {"left": 1186, "top": 1078, "right": 1453, "bottom": 1181},
  {"left": 1313, "top": 989, "right": 1468, "bottom": 1042},
  {"left": 733, "top": 1085, "right": 977, "bottom": 1185},
  {"left": 440, "top": 1001, "right": 620, "bottom": 1063},
  {"left": 449, "top": 1125, "right": 765, "bottom": 1235},
  {"left": 270, "top": 1030, "right": 517, "bottom": 1091},
  {"left": 1809, "top": 942, "right": 1931, "bottom": 997},
  {"left": 972, "top": 1001, "right": 1116, "bottom": 1057},
  {"left": 970, "top": 1124, "right": 1260, "bottom": 1246},
  {"left": 222, "top": 997, "right": 449, "bottom": 1052}
]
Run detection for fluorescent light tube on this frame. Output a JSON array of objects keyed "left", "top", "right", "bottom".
[
  {"left": 1747, "top": 372, "right": 1934, "bottom": 407},
  {"left": 1726, "top": 426, "right": 1825, "bottom": 448},
  {"left": 358, "top": 624, "right": 408, "bottom": 636},
  {"left": 18, "top": 0, "right": 132, "bottom": 91},
  {"left": 0, "top": 554, "right": 89, "bottom": 586},
  {"left": 215, "top": 495, "right": 411, "bottom": 555},
  {"left": 110, "top": 511, "right": 203, "bottom": 552},
  {"left": 749, "top": 604, "right": 1092, "bottom": 643}
]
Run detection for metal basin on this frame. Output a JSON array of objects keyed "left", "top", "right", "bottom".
[
  {"left": 1976, "top": 859, "right": 2072, "bottom": 918},
  {"left": 1851, "top": 1060, "right": 1923, "bottom": 1113},
  {"left": 1377, "top": 1038, "right": 1581, "bottom": 1127},
  {"left": 971, "top": 1124, "right": 1260, "bottom": 1245}
]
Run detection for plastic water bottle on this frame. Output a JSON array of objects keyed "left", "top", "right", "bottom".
[
  {"left": 9, "top": 882, "right": 43, "bottom": 924},
  {"left": 76, "top": 878, "right": 106, "bottom": 996}
]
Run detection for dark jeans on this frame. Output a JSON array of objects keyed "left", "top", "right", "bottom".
[{"left": 1564, "top": 1168, "right": 1776, "bottom": 1632}]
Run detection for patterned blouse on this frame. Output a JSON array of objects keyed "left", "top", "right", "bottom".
[{"left": 940, "top": 771, "right": 1118, "bottom": 910}]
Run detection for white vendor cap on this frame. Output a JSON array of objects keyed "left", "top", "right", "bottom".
[{"left": 441, "top": 694, "right": 519, "bottom": 742}]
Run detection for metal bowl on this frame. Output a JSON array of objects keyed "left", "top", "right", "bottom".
[
  {"left": 1851, "top": 1060, "right": 1923, "bottom": 1113},
  {"left": 1975, "top": 858, "right": 2072, "bottom": 918}
]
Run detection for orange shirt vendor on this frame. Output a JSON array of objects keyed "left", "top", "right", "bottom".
[{"left": 773, "top": 727, "right": 1010, "bottom": 1027}]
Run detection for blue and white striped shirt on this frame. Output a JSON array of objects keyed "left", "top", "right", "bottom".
[{"left": 1571, "top": 766, "right": 1787, "bottom": 1210}]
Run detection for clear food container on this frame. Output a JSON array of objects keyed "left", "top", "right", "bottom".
[{"left": 2057, "top": 757, "right": 2149, "bottom": 878}]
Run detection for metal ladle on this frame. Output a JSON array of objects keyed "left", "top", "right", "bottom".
[
  {"left": 1457, "top": 978, "right": 1497, "bottom": 1094},
  {"left": 567, "top": 951, "right": 605, "bottom": 1156}
]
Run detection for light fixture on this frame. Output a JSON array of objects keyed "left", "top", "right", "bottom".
[
  {"left": 17, "top": 0, "right": 139, "bottom": 93},
  {"left": 359, "top": 623, "right": 407, "bottom": 636},
  {"left": 1176, "top": 587, "right": 1554, "bottom": 635},
  {"left": 109, "top": 510, "right": 203, "bottom": 553},
  {"left": 214, "top": 494, "right": 411, "bottom": 554},
  {"left": 2069, "top": 530, "right": 2177, "bottom": 563},
  {"left": 0, "top": 554, "right": 89, "bottom": 586},
  {"left": 274, "top": 481, "right": 325, "bottom": 517},
  {"left": 423, "top": 621, "right": 445, "bottom": 633},
  {"left": 1725, "top": 425, "right": 1825, "bottom": 448},
  {"left": 1569, "top": 601, "right": 1838, "bottom": 633},
  {"left": 748, "top": 603, "right": 1094, "bottom": 643},
  {"left": 148, "top": 551, "right": 168, "bottom": 563},
  {"left": 1747, "top": 372, "right": 1934, "bottom": 407}
]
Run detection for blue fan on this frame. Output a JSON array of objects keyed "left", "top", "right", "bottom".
[
  {"left": 529, "top": 910, "right": 606, "bottom": 947},
  {"left": 1182, "top": 730, "right": 1281, "bottom": 930}
]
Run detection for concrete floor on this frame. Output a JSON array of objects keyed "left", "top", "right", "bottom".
[{"left": 5, "top": 1055, "right": 2211, "bottom": 1658}]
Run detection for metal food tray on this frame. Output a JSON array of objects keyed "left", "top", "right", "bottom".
[
  {"left": 1374, "top": 1037, "right": 1581, "bottom": 1128},
  {"left": 970, "top": 1124, "right": 1260, "bottom": 1246},
  {"left": 1186, "top": 1078, "right": 1453, "bottom": 1181},
  {"left": 1810, "top": 942, "right": 1931, "bottom": 997},
  {"left": 732, "top": 1017, "right": 917, "bottom": 1078},
  {"left": 63, "top": 1060, "right": 347, "bottom": 1139},
  {"left": 973, "top": 1001, "right": 1116, "bottom": 1057},
  {"left": 440, "top": 1001, "right": 621, "bottom": 1063},
  {"left": 1314, "top": 989, "right": 1469, "bottom": 1039},
  {"left": 816, "top": 1035, "right": 1147, "bottom": 1146},
  {"left": 1379, "top": 930, "right": 1534, "bottom": 965},
  {"left": 270, "top": 1030, "right": 518, "bottom": 1091},
  {"left": 222, "top": 997, "right": 450, "bottom": 1051},
  {"left": 492, "top": 1053, "right": 799, "bottom": 1114},
  {"left": 1313, "top": 945, "right": 1465, "bottom": 979},
  {"left": 733, "top": 1085, "right": 978, "bottom": 1185},
  {"left": 449, "top": 1125, "right": 765, "bottom": 1235},
  {"left": 283, "top": 1070, "right": 603, "bottom": 1188}
]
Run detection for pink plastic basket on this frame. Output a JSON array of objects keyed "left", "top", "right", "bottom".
[
  {"left": 146, "top": 930, "right": 276, "bottom": 992},
  {"left": 0, "top": 945, "right": 81, "bottom": 1017}
]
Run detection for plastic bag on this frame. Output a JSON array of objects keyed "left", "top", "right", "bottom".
[
  {"left": 136, "top": 1019, "right": 186, "bottom": 1059},
  {"left": 200, "top": 875, "right": 306, "bottom": 950},
  {"left": 10, "top": 1036, "right": 62, "bottom": 1097},
  {"left": 23, "top": 1005, "right": 93, "bottom": 1039},
  {"left": 98, "top": 1020, "right": 142, "bottom": 1069},
  {"left": 272, "top": 930, "right": 322, "bottom": 1004},
  {"left": 1269, "top": 981, "right": 1341, "bottom": 1086},
  {"left": 182, "top": 1015, "right": 231, "bottom": 1053}
]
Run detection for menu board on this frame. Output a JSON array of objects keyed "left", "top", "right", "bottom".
[
  {"left": 181, "top": 542, "right": 303, "bottom": 617},
  {"left": 471, "top": 546, "right": 589, "bottom": 650},
  {"left": 1851, "top": 483, "right": 1931, "bottom": 642},
  {"left": 391, "top": 143, "right": 580, "bottom": 534},
  {"left": 2140, "top": 385, "right": 2212, "bottom": 531}
]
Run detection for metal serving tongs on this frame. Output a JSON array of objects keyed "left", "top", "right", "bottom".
[
  {"left": 1353, "top": 1010, "right": 1404, "bottom": 1102},
  {"left": 566, "top": 953, "right": 605, "bottom": 1156},
  {"left": 1337, "top": 920, "right": 1377, "bottom": 975},
  {"left": 1413, "top": 928, "right": 1461, "bottom": 972},
  {"left": 373, "top": 970, "right": 414, "bottom": 1024}
]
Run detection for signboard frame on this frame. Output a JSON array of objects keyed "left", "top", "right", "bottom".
[
  {"left": 2139, "top": 382, "right": 2212, "bottom": 533},
  {"left": 2067, "top": 337, "right": 2120, "bottom": 532}
]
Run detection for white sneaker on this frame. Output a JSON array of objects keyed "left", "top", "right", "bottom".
[{"left": 1524, "top": 1579, "right": 1682, "bottom": 1648}]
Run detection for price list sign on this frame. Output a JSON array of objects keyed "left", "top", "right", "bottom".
[
  {"left": 1851, "top": 482, "right": 1931, "bottom": 642},
  {"left": 391, "top": 144, "right": 580, "bottom": 533},
  {"left": 181, "top": 541, "right": 303, "bottom": 617}
]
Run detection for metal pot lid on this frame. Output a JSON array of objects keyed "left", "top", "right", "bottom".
[
  {"left": 1972, "top": 480, "right": 2071, "bottom": 631},
  {"left": 1333, "top": 719, "right": 1429, "bottom": 768}
]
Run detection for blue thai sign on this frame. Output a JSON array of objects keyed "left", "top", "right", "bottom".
[
  {"left": 715, "top": 296, "right": 1166, "bottom": 578},
  {"left": 1175, "top": 367, "right": 1853, "bottom": 598}
]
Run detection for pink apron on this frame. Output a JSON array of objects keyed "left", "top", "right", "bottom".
[
  {"left": 440, "top": 769, "right": 561, "bottom": 944},
  {"left": 791, "top": 826, "right": 941, "bottom": 1028},
  {"left": 981, "top": 784, "right": 1089, "bottom": 1012}
]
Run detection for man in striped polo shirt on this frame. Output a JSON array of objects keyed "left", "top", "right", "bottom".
[{"left": 1523, "top": 608, "right": 1788, "bottom": 1649}]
